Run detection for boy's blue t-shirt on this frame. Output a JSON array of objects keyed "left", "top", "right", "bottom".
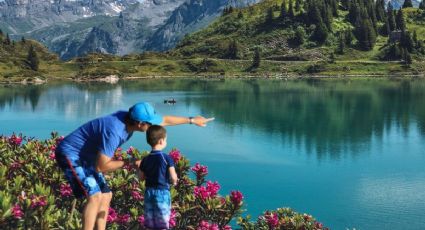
[
  {"left": 57, "top": 111, "right": 132, "bottom": 165},
  {"left": 139, "top": 150, "right": 175, "bottom": 190}
]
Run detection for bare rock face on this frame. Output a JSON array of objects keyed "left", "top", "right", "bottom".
[{"left": 0, "top": 0, "right": 260, "bottom": 59}]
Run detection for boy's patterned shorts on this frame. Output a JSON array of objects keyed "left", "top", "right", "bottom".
[{"left": 144, "top": 188, "right": 171, "bottom": 229}]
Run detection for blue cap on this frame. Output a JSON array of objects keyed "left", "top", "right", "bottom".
[{"left": 129, "top": 102, "right": 163, "bottom": 125}]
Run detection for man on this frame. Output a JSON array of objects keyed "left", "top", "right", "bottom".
[{"left": 55, "top": 102, "right": 214, "bottom": 230}]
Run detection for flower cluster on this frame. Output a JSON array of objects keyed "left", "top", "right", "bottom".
[
  {"left": 194, "top": 181, "right": 221, "bottom": 200},
  {"left": 8, "top": 134, "right": 23, "bottom": 146},
  {"left": 11, "top": 204, "right": 24, "bottom": 219},
  {"left": 197, "top": 220, "right": 231, "bottom": 230},
  {"left": 60, "top": 184, "right": 73, "bottom": 197},
  {"left": 30, "top": 196, "right": 47, "bottom": 209},
  {"left": 230, "top": 190, "right": 244, "bottom": 207},
  {"left": 169, "top": 149, "right": 181, "bottom": 163}
]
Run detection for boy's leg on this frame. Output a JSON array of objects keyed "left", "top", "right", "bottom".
[
  {"left": 95, "top": 192, "right": 113, "bottom": 230},
  {"left": 83, "top": 193, "right": 102, "bottom": 230}
]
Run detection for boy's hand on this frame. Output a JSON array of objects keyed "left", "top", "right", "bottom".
[{"left": 134, "top": 160, "right": 141, "bottom": 168}]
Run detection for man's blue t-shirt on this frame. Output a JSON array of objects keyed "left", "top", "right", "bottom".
[
  {"left": 139, "top": 150, "right": 175, "bottom": 190},
  {"left": 57, "top": 111, "right": 132, "bottom": 165}
]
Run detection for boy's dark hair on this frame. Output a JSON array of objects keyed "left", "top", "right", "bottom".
[{"left": 146, "top": 125, "right": 166, "bottom": 147}]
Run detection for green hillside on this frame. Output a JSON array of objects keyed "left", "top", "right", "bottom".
[
  {"left": 171, "top": 0, "right": 425, "bottom": 75},
  {"left": 0, "top": 31, "right": 78, "bottom": 82}
]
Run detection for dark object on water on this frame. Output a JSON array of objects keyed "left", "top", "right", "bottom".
[{"left": 164, "top": 99, "right": 176, "bottom": 104}]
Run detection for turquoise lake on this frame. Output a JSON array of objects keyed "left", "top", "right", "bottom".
[{"left": 1, "top": 78, "right": 425, "bottom": 229}]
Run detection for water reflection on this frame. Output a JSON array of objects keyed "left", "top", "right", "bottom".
[{"left": 1, "top": 78, "right": 425, "bottom": 159}]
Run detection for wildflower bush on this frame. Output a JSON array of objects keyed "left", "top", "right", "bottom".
[{"left": 0, "top": 133, "right": 327, "bottom": 230}]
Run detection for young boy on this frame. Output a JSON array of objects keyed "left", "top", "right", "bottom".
[{"left": 139, "top": 125, "right": 178, "bottom": 229}]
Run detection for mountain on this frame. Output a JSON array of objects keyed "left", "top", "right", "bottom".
[
  {"left": 387, "top": 0, "right": 421, "bottom": 8},
  {"left": 0, "top": 0, "right": 259, "bottom": 59},
  {"left": 0, "top": 0, "right": 139, "bottom": 34},
  {"left": 143, "top": 0, "right": 259, "bottom": 51}
]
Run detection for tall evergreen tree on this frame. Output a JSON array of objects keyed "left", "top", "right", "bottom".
[
  {"left": 295, "top": 0, "right": 302, "bottom": 12},
  {"left": 252, "top": 48, "right": 261, "bottom": 69},
  {"left": 311, "top": 21, "right": 328, "bottom": 44},
  {"left": 396, "top": 9, "right": 406, "bottom": 31},
  {"left": 345, "top": 30, "right": 354, "bottom": 46},
  {"left": 5, "top": 33, "right": 11, "bottom": 45},
  {"left": 337, "top": 33, "right": 345, "bottom": 54},
  {"left": 288, "top": 0, "right": 295, "bottom": 19},
  {"left": 375, "top": 0, "right": 386, "bottom": 22},
  {"left": 402, "top": 0, "right": 413, "bottom": 8},
  {"left": 227, "top": 40, "right": 239, "bottom": 59},
  {"left": 266, "top": 7, "right": 274, "bottom": 24},
  {"left": 27, "top": 45, "right": 40, "bottom": 71},
  {"left": 354, "top": 11, "right": 377, "bottom": 50},
  {"left": 420, "top": 0, "right": 425, "bottom": 10},
  {"left": 280, "top": 0, "right": 287, "bottom": 20},
  {"left": 387, "top": 3, "right": 396, "bottom": 32},
  {"left": 401, "top": 31, "right": 415, "bottom": 52}
]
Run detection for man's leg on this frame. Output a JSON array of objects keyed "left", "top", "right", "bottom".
[
  {"left": 83, "top": 193, "right": 102, "bottom": 230},
  {"left": 95, "top": 192, "right": 113, "bottom": 230}
]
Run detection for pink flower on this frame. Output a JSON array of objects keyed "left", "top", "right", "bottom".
[
  {"left": 191, "top": 163, "right": 208, "bottom": 179},
  {"left": 222, "top": 225, "right": 232, "bottom": 230},
  {"left": 131, "top": 191, "right": 144, "bottom": 201},
  {"left": 11, "top": 161, "right": 22, "bottom": 170},
  {"left": 197, "top": 220, "right": 210, "bottom": 230},
  {"left": 55, "top": 136, "right": 64, "bottom": 145},
  {"left": 49, "top": 153, "right": 56, "bottom": 160},
  {"left": 127, "top": 146, "right": 135, "bottom": 155},
  {"left": 9, "top": 134, "right": 22, "bottom": 146},
  {"left": 230, "top": 190, "right": 243, "bottom": 207},
  {"left": 210, "top": 223, "right": 219, "bottom": 230},
  {"left": 117, "top": 214, "right": 131, "bottom": 224},
  {"left": 11, "top": 204, "right": 24, "bottom": 219},
  {"left": 30, "top": 196, "right": 47, "bottom": 209},
  {"left": 194, "top": 181, "right": 220, "bottom": 200},
  {"left": 138, "top": 215, "right": 145, "bottom": 225},
  {"left": 107, "top": 207, "right": 118, "bottom": 223},
  {"left": 60, "top": 184, "right": 72, "bottom": 197},
  {"left": 169, "top": 149, "right": 181, "bottom": 163},
  {"left": 206, "top": 181, "right": 220, "bottom": 197},
  {"left": 50, "top": 144, "right": 56, "bottom": 152},
  {"left": 264, "top": 212, "right": 279, "bottom": 229},
  {"left": 315, "top": 222, "right": 324, "bottom": 229},
  {"left": 169, "top": 209, "right": 177, "bottom": 227}
]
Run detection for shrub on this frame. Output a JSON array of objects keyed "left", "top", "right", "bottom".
[{"left": 0, "top": 133, "right": 327, "bottom": 230}]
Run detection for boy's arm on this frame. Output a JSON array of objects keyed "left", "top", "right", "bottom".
[{"left": 168, "top": 166, "right": 178, "bottom": 186}]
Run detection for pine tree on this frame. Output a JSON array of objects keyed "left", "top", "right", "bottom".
[
  {"left": 381, "top": 18, "right": 391, "bottom": 36},
  {"left": 387, "top": 3, "right": 396, "bottom": 32},
  {"left": 396, "top": 9, "right": 406, "bottom": 31},
  {"left": 5, "top": 33, "right": 11, "bottom": 45},
  {"left": 354, "top": 13, "right": 377, "bottom": 50},
  {"left": 402, "top": 0, "right": 413, "bottom": 8},
  {"left": 401, "top": 31, "right": 414, "bottom": 52},
  {"left": 337, "top": 33, "right": 345, "bottom": 54},
  {"left": 288, "top": 0, "right": 295, "bottom": 19},
  {"left": 280, "top": 0, "right": 287, "bottom": 20},
  {"left": 227, "top": 40, "right": 239, "bottom": 59},
  {"left": 311, "top": 21, "right": 328, "bottom": 44},
  {"left": 345, "top": 30, "right": 354, "bottom": 46},
  {"left": 420, "top": 0, "right": 425, "bottom": 10},
  {"left": 375, "top": 0, "right": 386, "bottom": 22},
  {"left": 27, "top": 45, "right": 40, "bottom": 71},
  {"left": 266, "top": 7, "right": 274, "bottom": 24},
  {"left": 21, "top": 36, "right": 26, "bottom": 43},
  {"left": 252, "top": 48, "right": 261, "bottom": 69},
  {"left": 294, "top": 26, "right": 306, "bottom": 46},
  {"left": 295, "top": 0, "right": 302, "bottom": 12}
]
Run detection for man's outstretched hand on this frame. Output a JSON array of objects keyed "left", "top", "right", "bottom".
[{"left": 192, "top": 116, "right": 215, "bottom": 127}]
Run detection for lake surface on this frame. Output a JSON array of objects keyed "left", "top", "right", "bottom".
[{"left": 1, "top": 78, "right": 425, "bottom": 229}]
